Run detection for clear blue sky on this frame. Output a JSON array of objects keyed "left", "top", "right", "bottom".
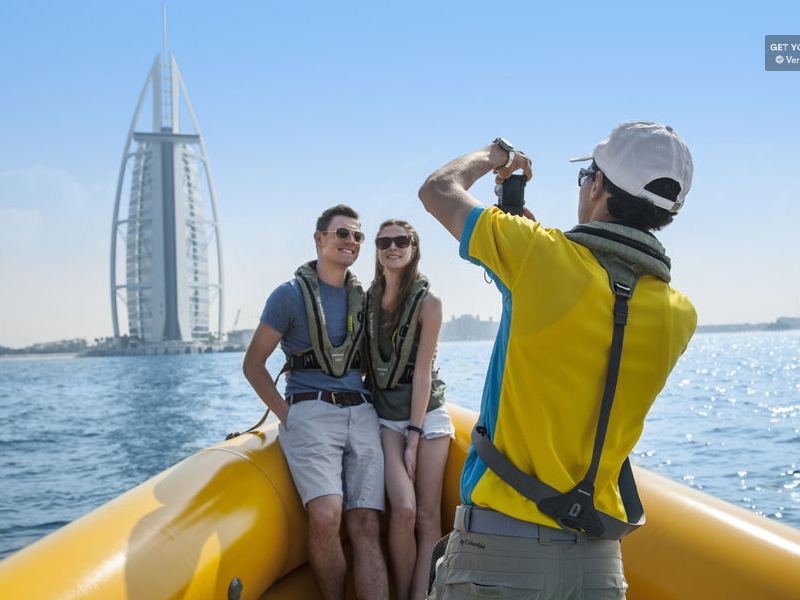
[{"left": 1, "top": 1, "right": 798, "bottom": 348}]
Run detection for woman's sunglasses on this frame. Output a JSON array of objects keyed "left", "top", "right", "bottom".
[
  {"left": 322, "top": 227, "right": 365, "bottom": 243},
  {"left": 375, "top": 235, "right": 412, "bottom": 250}
]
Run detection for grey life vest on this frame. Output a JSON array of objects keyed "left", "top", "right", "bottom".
[
  {"left": 472, "top": 221, "right": 672, "bottom": 539},
  {"left": 365, "top": 276, "right": 430, "bottom": 389},
  {"left": 288, "top": 261, "right": 365, "bottom": 378}
]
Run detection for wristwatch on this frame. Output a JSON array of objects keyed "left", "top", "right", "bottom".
[{"left": 493, "top": 137, "right": 515, "bottom": 170}]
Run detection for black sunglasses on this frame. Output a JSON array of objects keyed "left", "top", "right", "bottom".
[
  {"left": 322, "top": 227, "right": 364, "bottom": 243},
  {"left": 375, "top": 235, "right": 412, "bottom": 250},
  {"left": 578, "top": 166, "right": 598, "bottom": 187}
]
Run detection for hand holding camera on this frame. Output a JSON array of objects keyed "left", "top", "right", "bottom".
[
  {"left": 491, "top": 138, "right": 533, "bottom": 217},
  {"left": 495, "top": 174, "right": 527, "bottom": 216}
]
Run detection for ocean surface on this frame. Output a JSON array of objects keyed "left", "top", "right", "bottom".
[{"left": 0, "top": 331, "right": 798, "bottom": 560}]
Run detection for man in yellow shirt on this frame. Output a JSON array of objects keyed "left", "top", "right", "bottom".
[{"left": 419, "top": 122, "right": 696, "bottom": 599}]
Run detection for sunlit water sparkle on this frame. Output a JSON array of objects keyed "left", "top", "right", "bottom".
[{"left": 0, "top": 330, "right": 798, "bottom": 559}]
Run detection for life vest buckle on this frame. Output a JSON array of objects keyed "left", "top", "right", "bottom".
[{"left": 538, "top": 480, "right": 605, "bottom": 537}]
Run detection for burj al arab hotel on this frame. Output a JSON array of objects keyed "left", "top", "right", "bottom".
[{"left": 110, "top": 46, "right": 223, "bottom": 347}]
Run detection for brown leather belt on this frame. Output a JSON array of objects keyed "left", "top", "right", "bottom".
[{"left": 289, "top": 391, "right": 369, "bottom": 407}]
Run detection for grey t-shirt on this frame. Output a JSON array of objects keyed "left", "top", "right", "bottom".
[{"left": 260, "top": 277, "right": 367, "bottom": 396}]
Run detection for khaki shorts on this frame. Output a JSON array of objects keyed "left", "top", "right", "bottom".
[
  {"left": 279, "top": 399, "right": 384, "bottom": 511},
  {"left": 429, "top": 527, "right": 627, "bottom": 599}
]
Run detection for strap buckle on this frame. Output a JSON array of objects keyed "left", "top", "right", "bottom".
[
  {"left": 330, "top": 391, "right": 343, "bottom": 406},
  {"left": 454, "top": 505, "right": 472, "bottom": 532},
  {"left": 538, "top": 480, "right": 604, "bottom": 537}
]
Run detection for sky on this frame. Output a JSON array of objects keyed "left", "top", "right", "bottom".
[{"left": 1, "top": 0, "right": 799, "bottom": 348}]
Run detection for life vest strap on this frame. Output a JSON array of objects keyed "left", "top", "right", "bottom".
[
  {"left": 472, "top": 422, "right": 644, "bottom": 540},
  {"left": 365, "top": 277, "right": 429, "bottom": 390},
  {"left": 473, "top": 290, "right": 637, "bottom": 539},
  {"left": 287, "top": 349, "right": 362, "bottom": 372},
  {"left": 471, "top": 222, "right": 667, "bottom": 540},
  {"left": 398, "top": 363, "right": 415, "bottom": 384},
  {"left": 294, "top": 261, "right": 365, "bottom": 378}
]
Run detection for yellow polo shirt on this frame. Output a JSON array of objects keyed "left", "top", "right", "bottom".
[{"left": 459, "top": 206, "right": 696, "bottom": 527}]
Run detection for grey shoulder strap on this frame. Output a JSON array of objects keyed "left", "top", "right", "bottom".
[
  {"left": 472, "top": 223, "right": 668, "bottom": 540},
  {"left": 472, "top": 283, "right": 643, "bottom": 540}
]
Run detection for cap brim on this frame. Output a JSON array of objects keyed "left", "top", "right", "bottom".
[{"left": 569, "top": 154, "right": 593, "bottom": 163}]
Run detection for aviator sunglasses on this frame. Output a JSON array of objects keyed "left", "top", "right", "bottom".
[
  {"left": 375, "top": 235, "right": 413, "bottom": 250},
  {"left": 322, "top": 227, "right": 365, "bottom": 243}
]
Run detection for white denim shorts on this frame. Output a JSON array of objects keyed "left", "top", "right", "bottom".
[
  {"left": 279, "top": 399, "right": 385, "bottom": 511},
  {"left": 379, "top": 405, "right": 455, "bottom": 440}
]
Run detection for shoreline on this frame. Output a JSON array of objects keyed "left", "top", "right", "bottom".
[
  {"left": 0, "top": 352, "right": 79, "bottom": 361},
  {"left": 3, "top": 319, "right": 799, "bottom": 357}
]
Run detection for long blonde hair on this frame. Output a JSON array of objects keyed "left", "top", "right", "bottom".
[{"left": 372, "top": 219, "right": 421, "bottom": 335}]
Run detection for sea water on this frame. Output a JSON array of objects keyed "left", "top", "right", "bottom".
[{"left": 0, "top": 331, "right": 798, "bottom": 559}]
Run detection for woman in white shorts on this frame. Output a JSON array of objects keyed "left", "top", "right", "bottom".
[{"left": 365, "top": 218, "right": 454, "bottom": 600}]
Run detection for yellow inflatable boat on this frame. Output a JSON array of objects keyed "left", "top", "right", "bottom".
[{"left": 0, "top": 403, "right": 798, "bottom": 599}]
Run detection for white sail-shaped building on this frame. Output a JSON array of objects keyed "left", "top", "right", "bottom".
[{"left": 110, "top": 51, "right": 223, "bottom": 346}]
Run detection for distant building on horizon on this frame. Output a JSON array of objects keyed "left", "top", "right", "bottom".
[
  {"left": 440, "top": 314, "right": 499, "bottom": 341},
  {"left": 110, "top": 42, "right": 223, "bottom": 345}
]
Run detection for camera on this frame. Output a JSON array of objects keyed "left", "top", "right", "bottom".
[{"left": 494, "top": 174, "right": 527, "bottom": 216}]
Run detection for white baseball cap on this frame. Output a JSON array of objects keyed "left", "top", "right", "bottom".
[{"left": 570, "top": 121, "right": 693, "bottom": 213}]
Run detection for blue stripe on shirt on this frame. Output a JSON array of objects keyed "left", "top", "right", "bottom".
[{"left": 458, "top": 206, "right": 516, "bottom": 505}]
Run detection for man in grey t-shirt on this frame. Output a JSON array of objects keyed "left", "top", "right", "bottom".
[{"left": 244, "top": 205, "right": 388, "bottom": 600}]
